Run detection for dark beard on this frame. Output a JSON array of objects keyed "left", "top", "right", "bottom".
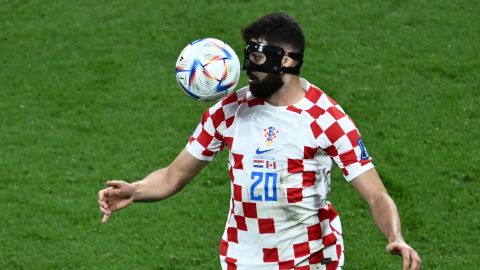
[{"left": 248, "top": 73, "right": 284, "bottom": 100}]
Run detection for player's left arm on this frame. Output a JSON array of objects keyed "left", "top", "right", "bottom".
[{"left": 351, "top": 168, "right": 422, "bottom": 270}]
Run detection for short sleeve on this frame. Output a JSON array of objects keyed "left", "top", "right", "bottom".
[
  {"left": 186, "top": 106, "right": 225, "bottom": 161},
  {"left": 319, "top": 107, "right": 374, "bottom": 182}
]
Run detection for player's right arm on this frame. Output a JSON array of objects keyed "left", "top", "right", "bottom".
[{"left": 98, "top": 148, "right": 208, "bottom": 223}]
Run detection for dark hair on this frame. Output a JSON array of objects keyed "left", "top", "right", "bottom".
[{"left": 241, "top": 12, "right": 305, "bottom": 53}]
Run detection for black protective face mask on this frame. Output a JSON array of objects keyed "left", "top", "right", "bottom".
[
  {"left": 243, "top": 41, "right": 303, "bottom": 99},
  {"left": 243, "top": 41, "right": 303, "bottom": 75},
  {"left": 248, "top": 71, "right": 284, "bottom": 99}
]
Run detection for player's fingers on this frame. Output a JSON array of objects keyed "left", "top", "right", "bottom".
[
  {"left": 98, "top": 193, "right": 109, "bottom": 207},
  {"left": 98, "top": 190, "right": 112, "bottom": 213},
  {"left": 401, "top": 248, "right": 411, "bottom": 270},
  {"left": 99, "top": 201, "right": 110, "bottom": 213},
  {"left": 409, "top": 250, "right": 421, "bottom": 270},
  {"left": 101, "top": 213, "right": 110, "bottom": 223},
  {"left": 98, "top": 199, "right": 108, "bottom": 210},
  {"left": 106, "top": 180, "right": 123, "bottom": 188},
  {"left": 99, "top": 206, "right": 110, "bottom": 216},
  {"left": 98, "top": 189, "right": 107, "bottom": 200}
]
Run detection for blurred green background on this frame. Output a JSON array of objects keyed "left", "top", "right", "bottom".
[{"left": 0, "top": 0, "right": 478, "bottom": 269}]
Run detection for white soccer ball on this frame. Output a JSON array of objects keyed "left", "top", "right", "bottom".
[{"left": 175, "top": 38, "right": 241, "bottom": 102}]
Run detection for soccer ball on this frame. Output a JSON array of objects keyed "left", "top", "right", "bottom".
[{"left": 175, "top": 38, "right": 241, "bottom": 102}]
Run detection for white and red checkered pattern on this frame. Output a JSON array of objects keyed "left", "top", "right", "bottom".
[{"left": 187, "top": 78, "right": 373, "bottom": 269}]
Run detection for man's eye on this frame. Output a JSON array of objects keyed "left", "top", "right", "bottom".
[{"left": 250, "top": 53, "right": 265, "bottom": 64}]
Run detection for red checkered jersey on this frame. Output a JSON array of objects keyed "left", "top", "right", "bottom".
[{"left": 187, "top": 79, "right": 374, "bottom": 270}]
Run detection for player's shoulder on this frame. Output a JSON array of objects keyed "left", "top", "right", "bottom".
[
  {"left": 302, "top": 79, "right": 342, "bottom": 112},
  {"left": 301, "top": 79, "right": 360, "bottom": 145},
  {"left": 208, "top": 85, "right": 258, "bottom": 113},
  {"left": 201, "top": 85, "right": 253, "bottom": 127},
  {"left": 221, "top": 85, "right": 250, "bottom": 106},
  {"left": 292, "top": 79, "right": 346, "bottom": 121}
]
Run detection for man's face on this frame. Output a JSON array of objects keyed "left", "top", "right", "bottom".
[{"left": 245, "top": 39, "right": 285, "bottom": 99}]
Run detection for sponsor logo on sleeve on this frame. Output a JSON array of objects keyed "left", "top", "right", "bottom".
[{"left": 357, "top": 138, "right": 369, "bottom": 160}]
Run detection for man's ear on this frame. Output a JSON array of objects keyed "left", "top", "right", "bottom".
[{"left": 282, "top": 55, "right": 296, "bottom": 67}]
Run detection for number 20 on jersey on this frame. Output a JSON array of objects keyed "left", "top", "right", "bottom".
[{"left": 250, "top": 171, "right": 278, "bottom": 201}]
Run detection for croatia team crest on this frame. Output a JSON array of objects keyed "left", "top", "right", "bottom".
[{"left": 264, "top": 127, "right": 279, "bottom": 146}]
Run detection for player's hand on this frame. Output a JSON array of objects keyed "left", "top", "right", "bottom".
[
  {"left": 98, "top": 180, "right": 135, "bottom": 223},
  {"left": 386, "top": 240, "right": 421, "bottom": 270}
]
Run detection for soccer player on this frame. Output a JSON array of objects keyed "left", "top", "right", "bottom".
[{"left": 98, "top": 12, "right": 421, "bottom": 270}]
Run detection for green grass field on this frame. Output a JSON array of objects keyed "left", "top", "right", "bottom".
[{"left": 1, "top": 0, "right": 479, "bottom": 269}]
